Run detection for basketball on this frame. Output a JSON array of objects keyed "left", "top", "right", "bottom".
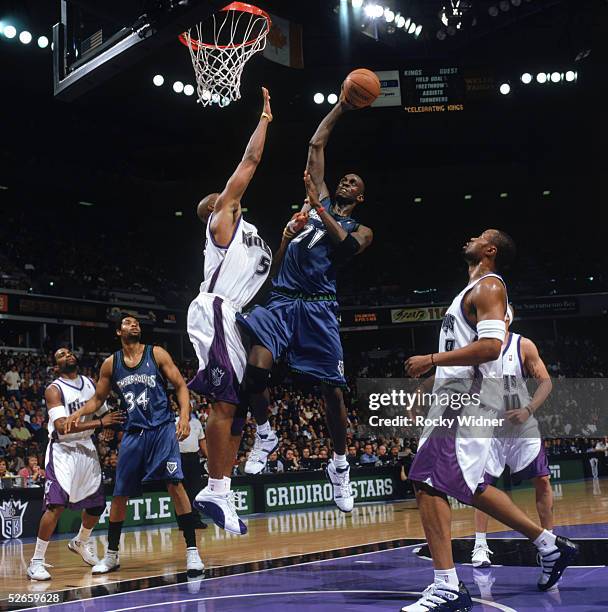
[{"left": 342, "top": 68, "right": 381, "bottom": 108}]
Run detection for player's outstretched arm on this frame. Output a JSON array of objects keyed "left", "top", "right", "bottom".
[
  {"left": 405, "top": 278, "right": 506, "bottom": 377},
  {"left": 306, "top": 91, "right": 352, "bottom": 200},
  {"left": 211, "top": 87, "right": 273, "bottom": 246},
  {"left": 64, "top": 357, "right": 115, "bottom": 432},
  {"left": 152, "top": 346, "right": 191, "bottom": 441},
  {"left": 518, "top": 338, "right": 552, "bottom": 416},
  {"left": 303, "top": 171, "right": 373, "bottom": 255}
]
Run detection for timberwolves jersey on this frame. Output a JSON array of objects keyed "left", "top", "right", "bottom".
[
  {"left": 436, "top": 273, "right": 507, "bottom": 381},
  {"left": 112, "top": 345, "right": 171, "bottom": 429},
  {"left": 274, "top": 198, "right": 359, "bottom": 295},
  {"left": 47, "top": 375, "right": 107, "bottom": 444},
  {"left": 201, "top": 213, "right": 272, "bottom": 310}
]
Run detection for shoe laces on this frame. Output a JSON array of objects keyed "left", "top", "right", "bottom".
[
  {"left": 248, "top": 435, "right": 266, "bottom": 462},
  {"left": 227, "top": 490, "right": 239, "bottom": 516},
  {"left": 84, "top": 539, "right": 96, "bottom": 557},
  {"left": 473, "top": 543, "right": 493, "bottom": 554},
  {"left": 31, "top": 559, "right": 53, "bottom": 569},
  {"left": 415, "top": 583, "right": 458, "bottom": 608}
]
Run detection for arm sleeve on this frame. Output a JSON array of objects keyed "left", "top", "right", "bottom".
[{"left": 48, "top": 405, "right": 69, "bottom": 426}]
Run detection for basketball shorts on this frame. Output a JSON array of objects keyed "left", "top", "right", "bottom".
[
  {"left": 408, "top": 387, "right": 498, "bottom": 505},
  {"left": 236, "top": 291, "right": 346, "bottom": 386},
  {"left": 485, "top": 435, "right": 550, "bottom": 485},
  {"left": 113, "top": 420, "right": 183, "bottom": 497},
  {"left": 43, "top": 439, "right": 105, "bottom": 511},
  {"left": 187, "top": 292, "right": 245, "bottom": 405}
]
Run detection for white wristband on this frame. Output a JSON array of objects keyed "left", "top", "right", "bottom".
[{"left": 477, "top": 319, "right": 506, "bottom": 342}]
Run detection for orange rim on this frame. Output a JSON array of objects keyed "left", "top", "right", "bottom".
[{"left": 178, "top": 2, "right": 271, "bottom": 51}]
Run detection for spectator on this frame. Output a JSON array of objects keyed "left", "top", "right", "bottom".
[
  {"left": 299, "top": 447, "right": 318, "bottom": 471},
  {"left": 5, "top": 445, "right": 25, "bottom": 473},
  {"left": 375, "top": 444, "right": 390, "bottom": 465},
  {"left": 0, "top": 459, "right": 14, "bottom": 479},
  {"left": 10, "top": 418, "right": 32, "bottom": 442},
  {"left": 346, "top": 444, "right": 360, "bottom": 467},
  {"left": 359, "top": 443, "right": 377, "bottom": 465},
  {"left": 18, "top": 454, "right": 45, "bottom": 486},
  {"left": 266, "top": 451, "right": 283, "bottom": 473},
  {"left": 280, "top": 449, "right": 299, "bottom": 472},
  {"left": 3, "top": 365, "right": 22, "bottom": 400},
  {"left": 0, "top": 426, "right": 11, "bottom": 451}
]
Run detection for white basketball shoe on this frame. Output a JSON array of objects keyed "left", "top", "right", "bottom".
[
  {"left": 245, "top": 431, "right": 279, "bottom": 475},
  {"left": 193, "top": 487, "right": 247, "bottom": 535},
  {"left": 471, "top": 542, "right": 493, "bottom": 568},
  {"left": 326, "top": 459, "right": 354, "bottom": 513},
  {"left": 92, "top": 551, "right": 120, "bottom": 574},
  {"left": 26, "top": 559, "right": 52, "bottom": 581},
  {"left": 68, "top": 537, "right": 99, "bottom": 566}
]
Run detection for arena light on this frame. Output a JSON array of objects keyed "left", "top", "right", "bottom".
[
  {"left": 565, "top": 70, "right": 576, "bottom": 82},
  {"left": 78, "top": 201, "right": 95, "bottom": 206},
  {"left": 173, "top": 80, "right": 184, "bottom": 93},
  {"left": 414, "top": 24, "right": 423, "bottom": 37},
  {"left": 536, "top": 72, "right": 547, "bottom": 84},
  {"left": 499, "top": 83, "right": 511, "bottom": 95},
  {"left": 414, "top": 196, "right": 422, "bottom": 203},
  {"left": 521, "top": 72, "right": 532, "bottom": 84},
  {"left": 314, "top": 92, "right": 325, "bottom": 104},
  {"left": 396, "top": 15, "right": 406, "bottom": 28},
  {"left": 241, "top": 207, "right": 249, "bottom": 212},
  {"left": 175, "top": 211, "right": 183, "bottom": 217},
  {"left": 19, "top": 30, "right": 32, "bottom": 44},
  {"left": 408, "top": 21, "right": 417, "bottom": 34},
  {"left": 291, "top": 204, "right": 299, "bottom": 210},
  {"left": 327, "top": 93, "right": 338, "bottom": 104},
  {"left": 153, "top": 74, "right": 164, "bottom": 86},
  {"left": 550, "top": 71, "right": 561, "bottom": 83},
  {"left": 464, "top": 194, "right": 472, "bottom": 200},
  {"left": 404, "top": 17, "right": 411, "bottom": 30},
  {"left": 384, "top": 8, "right": 395, "bottom": 22},
  {"left": 500, "top": 192, "right": 508, "bottom": 198},
  {"left": 3, "top": 24, "right": 16, "bottom": 39},
  {"left": 543, "top": 190, "right": 551, "bottom": 196},
  {"left": 183, "top": 84, "right": 195, "bottom": 96},
  {"left": 37, "top": 35, "right": 49, "bottom": 48},
  {"left": 352, "top": 0, "right": 364, "bottom": 7}
]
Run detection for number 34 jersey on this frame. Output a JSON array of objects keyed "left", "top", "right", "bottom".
[
  {"left": 111, "top": 345, "right": 172, "bottom": 430},
  {"left": 200, "top": 214, "right": 272, "bottom": 310}
]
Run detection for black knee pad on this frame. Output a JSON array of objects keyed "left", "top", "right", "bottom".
[
  {"left": 242, "top": 364, "right": 271, "bottom": 395},
  {"left": 85, "top": 505, "right": 106, "bottom": 517}
]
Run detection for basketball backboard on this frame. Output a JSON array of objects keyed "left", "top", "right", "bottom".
[{"left": 52, "top": 0, "right": 225, "bottom": 101}]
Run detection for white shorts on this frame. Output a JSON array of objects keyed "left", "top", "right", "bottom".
[
  {"left": 44, "top": 438, "right": 103, "bottom": 507},
  {"left": 485, "top": 435, "right": 543, "bottom": 478},
  {"left": 187, "top": 292, "right": 245, "bottom": 405}
]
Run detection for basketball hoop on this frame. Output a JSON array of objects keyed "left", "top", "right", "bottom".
[{"left": 179, "top": 2, "right": 271, "bottom": 107}]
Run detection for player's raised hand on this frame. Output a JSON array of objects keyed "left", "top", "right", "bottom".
[
  {"left": 176, "top": 415, "right": 191, "bottom": 442},
  {"left": 404, "top": 354, "right": 434, "bottom": 378},
  {"left": 338, "top": 83, "right": 355, "bottom": 111},
  {"left": 283, "top": 211, "right": 309, "bottom": 240},
  {"left": 261, "top": 87, "right": 273, "bottom": 122},
  {"left": 303, "top": 170, "right": 321, "bottom": 209}
]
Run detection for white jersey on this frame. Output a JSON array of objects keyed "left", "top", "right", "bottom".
[
  {"left": 46, "top": 375, "right": 108, "bottom": 445},
  {"left": 435, "top": 273, "right": 507, "bottom": 380},
  {"left": 200, "top": 214, "right": 272, "bottom": 310},
  {"left": 503, "top": 332, "right": 531, "bottom": 407}
]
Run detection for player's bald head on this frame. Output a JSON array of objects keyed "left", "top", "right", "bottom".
[{"left": 197, "top": 193, "right": 220, "bottom": 223}]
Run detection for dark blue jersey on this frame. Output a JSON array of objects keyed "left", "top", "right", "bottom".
[
  {"left": 111, "top": 345, "right": 172, "bottom": 429},
  {"left": 273, "top": 197, "right": 359, "bottom": 295}
]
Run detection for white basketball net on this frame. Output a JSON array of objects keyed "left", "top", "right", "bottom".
[{"left": 182, "top": 6, "right": 270, "bottom": 107}]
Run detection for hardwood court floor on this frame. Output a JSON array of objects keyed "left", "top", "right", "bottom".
[{"left": 1, "top": 478, "right": 606, "bottom": 600}]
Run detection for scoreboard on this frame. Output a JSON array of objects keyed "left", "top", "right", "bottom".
[{"left": 401, "top": 66, "right": 496, "bottom": 113}]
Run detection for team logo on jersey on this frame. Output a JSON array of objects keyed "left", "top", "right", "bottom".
[
  {"left": 211, "top": 367, "right": 225, "bottom": 387},
  {"left": 44, "top": 480, "right": 52, "bottom": 496},
  {"left": 338, "top": 361, "right": 345, "bottom": 377},
  {"left": 166, "top": 462, "right": 178, "bottom": 475},
  {"left": 442, "top": 313, "right": 456, "bottom": 333},
  {"left": 0, "top": 499, "right": 28, "bottom": 539}
]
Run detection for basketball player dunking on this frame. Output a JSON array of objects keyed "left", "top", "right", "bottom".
[
  {"left": 401, "top": 230, "right": 578, "bottom": 612},
  {"left": 472, "top": 305, "right": 554, "bottom": 568},
  {"left": 186, "top": 88, "right": 286, "bottom": 534},
  {"left": 237, "top": 93, "right": 373, "bottom": 512},
  {"left": 26, "top": 348, "right": 123, "bottom": 581},
  {"left": 65, "top": 315, "right": 203, "bottom": 576}
]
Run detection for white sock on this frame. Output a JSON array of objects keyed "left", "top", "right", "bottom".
[
  {"left": 333, "top": 452, "right": 348, "bottom": 468},
  {"left": 534, "top": 529, "right": 558, "bottom": 555},
  {"left": 434, "top": 567, "right": 459, "bottom": 589},
  {"left": 208, "top": 477, "right": 229, "bottom": 495},
  {"left": 33, "top": 538, "right": 49, "bottom": 560},
  {"left": 107, "top": 548, "right": 118, "bottom": 557},
  {"left": 77, "top": 525, "right": 93, "bottom": 543},
  {"left": 223, "top": 476, "right": 231, "bottom": 491},
  {"left": 475, "top": 532, "right": 487, "bottom": 547},
  {"left": 257, "top": 421, "right": 271, "bottom": 437}
]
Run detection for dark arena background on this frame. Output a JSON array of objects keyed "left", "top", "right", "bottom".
[{"left": 0, "top": 1, "right": 607, "bottom": 611}]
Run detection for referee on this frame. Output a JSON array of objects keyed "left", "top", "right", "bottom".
[{"left": 176, "top": 410, "right": 208, "bottom": 529}]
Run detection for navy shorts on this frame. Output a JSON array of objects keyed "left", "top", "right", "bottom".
[
  {"left": 114, "top": 420, "right": 184, "bottom": 497},
  {"left": 236, "top": 291, "right": 346, "bottom": 386}
]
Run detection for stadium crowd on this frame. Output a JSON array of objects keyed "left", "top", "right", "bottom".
[{"left": 0, "top": 332, "right": 607, "bottom": 489}]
